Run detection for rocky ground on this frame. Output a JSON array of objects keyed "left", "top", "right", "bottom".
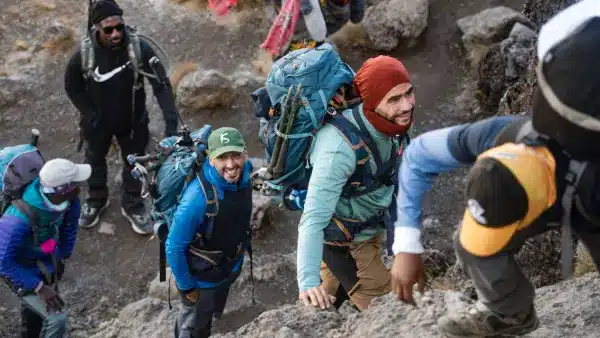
[{"left": 0, "top": 0, "right": 596, "bottom": 337}]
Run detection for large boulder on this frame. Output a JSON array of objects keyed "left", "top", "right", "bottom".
[
  {"left": 498, "top": 0, "right": 579, "bottom": 116},
  {"left": 87, "top": 298, "right": 177, "bottom": 338},
  {"left": 477, "top": 22, "right": 537, "bottom": 114},
  {"left": 85, "top": 270, "right": 600, "bottom": 338},
  {"left": 457, "top": 6, "right": 533, "bottom": 67},
  {"left": 176, "top": 65, "right": 266, "bottom": 114},
  {"left": 362, "top": 0, "right": 429, "bottom": 51}
]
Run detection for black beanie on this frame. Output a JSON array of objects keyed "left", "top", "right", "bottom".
[
  {"left": 90, "top": 0, "right": 123, "bottom": 25},
  {"left": 532, "top": 2, "right": 600, "bottom": 161}
]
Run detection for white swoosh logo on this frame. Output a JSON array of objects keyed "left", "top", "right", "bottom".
[{"left": 92, "top": 61, "right": 131, "bottom": 82}]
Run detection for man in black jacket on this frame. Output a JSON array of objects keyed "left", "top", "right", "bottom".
[{"left": 64, "top": 0, "right": 178, "bottom": 235}]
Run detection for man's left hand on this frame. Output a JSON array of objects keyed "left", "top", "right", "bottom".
[{"left": 299, "top": 285, "right": 336, "bottom": 310}]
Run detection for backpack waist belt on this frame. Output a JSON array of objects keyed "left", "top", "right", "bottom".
[{"left": 324, "top": 210, "right": 386, "bottom": 245}]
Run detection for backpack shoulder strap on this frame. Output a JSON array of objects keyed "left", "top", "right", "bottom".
[
  {"left": 80, "top": 35, "right": 95, "bottom": 81},
  {"left": 196, "top": 167, "right": 219, "bottom": 241},
  {"left": 126, "top": 26, "right": 144, "bottom": 71},
  {"left": 492, "top": 117, "right": 545, "bottom": 147},
  {"left": 11, "top": 199, "right": 41, "bottom": 238},
  {"left": 350, "top": 105, "right": 384, "bottom": 170},
  {"left": 324, "top": 106, "right": 397, "bottom": 199},
  {"left": 125, "top": 26, "right": 144, "bottom": 91},
  {"left": 11, "top": 199, "right": 58, "bottom": 285},
  {"left": 560, "top": 158, "right": 589, "bottom": 279}
]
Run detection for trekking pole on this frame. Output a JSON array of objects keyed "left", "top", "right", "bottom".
[
  {"left": 30, "top": 129, "right": 40, "bottom": 147},
  {"left": 148, "top": 56, "right": 194, "bottom": 146},
  {"left": 265, "top": 85, "right": 294, "bottom": 180},
  {"left": 273, "top": 84, "right": 302, "bottom": 179}
]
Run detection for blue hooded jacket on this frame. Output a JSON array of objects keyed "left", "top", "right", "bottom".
[
  {"left": 0, "top": 178, "right": 80, "bottom": 292},
  {"left": 166, "top": 160, "right": 253, "bottom": 291}
]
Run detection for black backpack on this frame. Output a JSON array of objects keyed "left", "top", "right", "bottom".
[{"left": 493, "top": 116, "right": 600, "bottom": 278}]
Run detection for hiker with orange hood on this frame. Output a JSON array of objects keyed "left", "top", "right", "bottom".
[{"left": 296, "top": 55, "right": 414, "bottom": 311}]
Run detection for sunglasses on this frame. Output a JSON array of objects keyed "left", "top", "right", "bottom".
[
  {"left": 102, "top": 23, "right": 124, "bottom": 35},
  {"left": 42, "top": 182, "right": 81, "bottom": 196}
]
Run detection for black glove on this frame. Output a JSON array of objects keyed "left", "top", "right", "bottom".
[
  {"left": 56, "top": 260, "right": 66, "bottom": 281},
  {"left": 37, "top": 285, "right": 65, "bottom": 313}
]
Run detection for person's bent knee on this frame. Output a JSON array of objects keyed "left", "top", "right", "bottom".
[
  {"left": 47, "top": 311, "right": 67, "bottom": 326},
  {"left": 44, "top": 311, "right": 68, "bottom": 336}
]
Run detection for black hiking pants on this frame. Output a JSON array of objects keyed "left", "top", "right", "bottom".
[
  {"left": 174, "top": 286, "right": 232, "bottom": 338},
  {"left": 455, "top": 211, "right": 600, "bottom": 317},
  {"left": 84, "top": 120, "right": 149, "bottom": 211}
]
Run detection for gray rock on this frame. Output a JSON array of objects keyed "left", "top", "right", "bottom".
[
  {"left": 216, "top": 304, "right": 344, "bottom": 338},
  {"left": 88, "top": 298, "right": 178, "bottom": 338},
  {"left": 251, "top": 191, "right": 273, "bottom": 231},
  {"left": 176, "top": 65, "right": 266, "bottom": 114},
  {"left": 362, "top": 0, "right": 429, "bottom": 51},
  {"left": 176, "top": 68, "right": 235, "bottom": 112},
  {"left": 457, "top": 6, "right": 533, "bottom": 47},
  {"left": 235, "top": 252, "right": 296, "bottom": 286},
  {"left": 98, "top": 222, "right": 116, "bottom": 236},
  {"left": 88, "top": 272, "right": 600, "bottom": 338},
  {"left": 4, "top": 51, "right": 33, "bottom": 68},
  {"left": 502, "top": 23, "right": 537, "bottom": 80},
  {"left": 458, "top": 6, "right": 533, "bottom": 67},
  {"left": 525, "top": 274, "right": 600, "bottom": 338},
  {"left": 147, "top": 268, "right": 180, "bottom": 301},
  {"left": 477, "top": 20, "right": 537, "bottom": 113}
]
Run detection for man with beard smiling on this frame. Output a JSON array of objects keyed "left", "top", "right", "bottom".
[
  {"left": 166, "top": 127, "right": 254, "bottom": 338},
  {"left": 64, "top": 0, "right": 178, "bottom": 235},
  {"left": 296, "top": 55, "right": 414, "bottom": 311}
]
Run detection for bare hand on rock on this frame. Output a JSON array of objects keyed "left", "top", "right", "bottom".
[
  {"left": 391, "top": 252, "right": 425, "bottom": 305},
  {"left": 299, "top": 285, "right": 336, "bottom": 310}
]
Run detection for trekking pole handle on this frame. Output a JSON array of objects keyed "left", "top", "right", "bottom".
[
  {"left": 149, "top": 57, "right": 166, "bottom": 84},
  {"left": 30, "top": 129, "right": 40, "bottom": 147},
  {"left": 127, "top": 153, "right": 160, "bottom": 166}
]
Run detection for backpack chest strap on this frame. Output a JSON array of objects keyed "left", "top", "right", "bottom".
[{"left": 325, "top": 107, "right": 399, "bottom": 199}]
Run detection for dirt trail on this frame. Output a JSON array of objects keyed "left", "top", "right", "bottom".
[{"left": 0, "top": 0, "right": 525, "bottom": 336}]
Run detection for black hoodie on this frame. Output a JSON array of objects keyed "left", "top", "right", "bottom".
[{"left": 64, "top": 28, "right": 178, "bottom": 136}]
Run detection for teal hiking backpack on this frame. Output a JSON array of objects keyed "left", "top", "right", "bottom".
[{"left": 255, "top": 43, "right": 355, "bottom": 195}]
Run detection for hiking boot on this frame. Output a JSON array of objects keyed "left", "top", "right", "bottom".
[
  {"left": 79, "top": 200, "right": 110, "bottom": 228},
  {"left": 437, "top": 302, "right": 539, "bottom": 337},
  {"left": 121, "top": 206, "right": 152, "bottom": 235}
]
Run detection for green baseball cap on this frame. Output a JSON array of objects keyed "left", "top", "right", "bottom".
[{"left": 208, "top": 127, "right": 246, "bottom": 159}]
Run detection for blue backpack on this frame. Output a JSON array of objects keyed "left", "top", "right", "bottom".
[
  {"left": 128, "top": 125, "right": 217, "bottom": 232},
  {"left": 0, "top": 135, "right": 45, "bottom": 215},
  {"left": 128, "top": 125, "right": 228, "bottom": 284},
  {"left": 256, "top": 43, "right": 355, "bottom": 196}
]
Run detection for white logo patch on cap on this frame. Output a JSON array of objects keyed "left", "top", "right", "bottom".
[
  {"left": 467, "top": 199, "right": 487, "bottom": 224},
  {"left": 220, "top": 132, "right": 230, "bottom": 144}
]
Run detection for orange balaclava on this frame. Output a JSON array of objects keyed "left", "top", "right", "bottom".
[{"left": 353, "top": 56, "right": 413, "bottom": 137}]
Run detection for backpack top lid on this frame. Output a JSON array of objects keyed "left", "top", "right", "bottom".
[
  {"left": 265, "top": 43, "right": 354, "bottom": 135},
  {"left": 0, "top": 144, "right": 45, "bottom": 198},
  {"left": 266, "top": 43, "right": 354, "bottom": 106}
]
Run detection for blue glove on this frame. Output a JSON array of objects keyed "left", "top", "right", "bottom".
[{"left": 285, "top": 189, "right": 307, "bottom": 211}]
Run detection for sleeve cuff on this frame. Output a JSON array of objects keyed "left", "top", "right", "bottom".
[
  {"left": 392, "top": 226, "right": 425, "bottom": 255},
  {"left": 34, "top": 281, "right": 44, "bottom": 294}
]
